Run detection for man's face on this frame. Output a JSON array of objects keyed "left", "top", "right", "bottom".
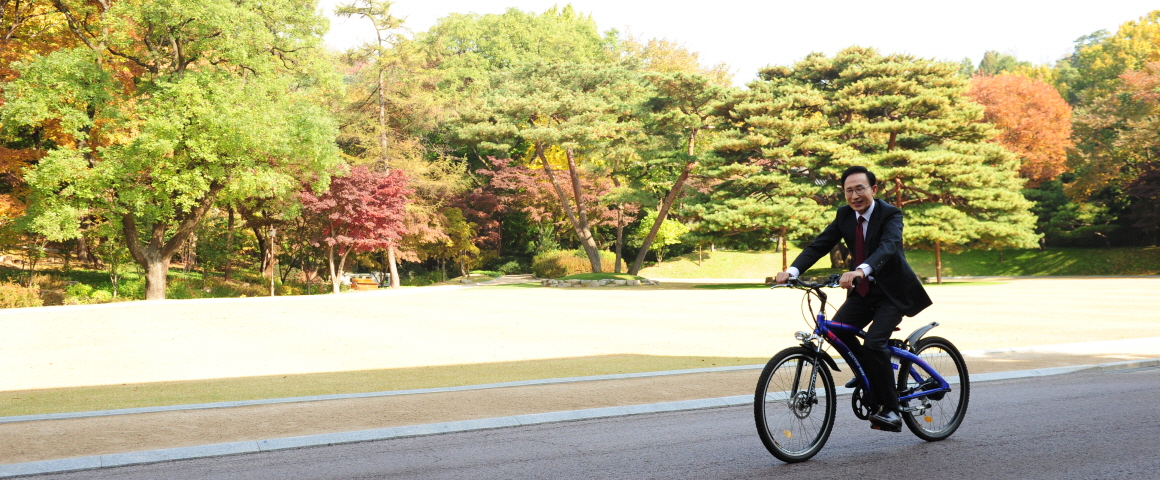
[{"left": 843, "top": 173, "right": 877, "bottom": 214}]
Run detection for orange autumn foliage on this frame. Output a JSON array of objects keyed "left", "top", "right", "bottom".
[{"left": 968, "top": 74, "right": 1074, "bottom": 187}]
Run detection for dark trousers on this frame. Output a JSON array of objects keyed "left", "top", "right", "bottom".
[{"left": 832, "top": 282, "right": 903, "bottom": 413}]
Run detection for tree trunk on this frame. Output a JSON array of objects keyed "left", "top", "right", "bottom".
[
  {"left": 537, "top": 146, "right": 601, "bottom": 272},
  {"left": 564, "top": 147, "right": 602, "bottom": 272},
  {"left": 895, "top": 177, "right": 904, "bottom": 208},
  {"left": 387, "top": 244, "right": 401, "bottom": 288},
  {"left": 378, "top": 64, "right": 389, "bottom": 165},
  {"left": 935, "top": 240, "right": 943, "bottom": 285},
  {"left": 610, "top": 177, "right": 625, "bottom": 274},
  {"left": 224, "top": 206, "right": 235, "bottom": 281},
  {"left": 697, "top": 244, "right": 702, "bottom": 267},
  {"left": 269, "top": 227, "right": 276, "bottom": 296},
  {"left": 780, "top": 226, "right": 789, "bottom": 271},
  {"left": 143, "top": 256, "right": 170, "bottom": 300},
  {"left": 251, "top": 225, "right": 270, "bottom": 277},
  {"left": 76, "top": 236, "right": 91, "bottom": 266},
  {"left": 630, "top": 129, "right": 698, "bottom": 275},
  {"left": 829, "top": 243, "right": 851, "bottom": 269},
  {"left": 614, "top": 206, "right": 625, "bottom": 274},
  {"left": 328, "top": 245, "right": 347, "bottom": 294},
  {"left": 122, "top": 185, "right": 221, "bottom": 300}
]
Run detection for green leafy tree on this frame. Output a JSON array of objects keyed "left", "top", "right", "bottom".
[
  {"left": 412, "top": 207, "right": 478, "bottom": 279},
  {"left": 1057, "top": 11, "right": 1160, "bottom": 104},
  {"left": 421, "top": 4, "right": 614, "bottom": 89},
  {"left": 629, "top": 209, "right": 688, "bottom": 264},
  {"left": 0, "top": 0, "right": 342, "bottom": 299}
]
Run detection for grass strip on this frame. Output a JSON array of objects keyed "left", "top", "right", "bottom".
[{"left": 0, "top": 354, "right": 769, "bottom": 417}]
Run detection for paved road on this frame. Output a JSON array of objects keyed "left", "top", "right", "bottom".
[{"left": 31, "top": 367, "right": 1160, "bottom": 480}]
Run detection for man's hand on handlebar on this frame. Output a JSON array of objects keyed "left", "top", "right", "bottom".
[
  {"left": 774, "top": 271, "right": 794, "bottom": 285},
  {"left": 839, "top": 269, "right": 865, "bottom": 290}
]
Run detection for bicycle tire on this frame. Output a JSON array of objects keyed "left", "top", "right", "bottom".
[
  {"left": 896, "top": 336, "right": 970, "bottom": 441},
  {"left": 754, "top": 346, "right": 836, "bottom": 462}
]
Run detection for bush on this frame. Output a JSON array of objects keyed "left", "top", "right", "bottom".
[
  {"left": 90, "top": 290, "right": 113, "bottom": 302},
  {"left": 66, "top": 283, "right": 94, "bottom": 298},
  {"left": 0, "top": 282, "right": 42, "bottom": 308},
  {"left": 494, "top": 259, "right": 525, "bottom": 275},
  {"left": 531, "top": 250, "right": 617, "bottom": 278}
]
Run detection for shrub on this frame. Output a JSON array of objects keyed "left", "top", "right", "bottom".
[
  {"left": 66, "top": 283, "right": 94, "bottom": 298},
  {"left": 90, "top": 290, "right": 113, "bottom": 302},
  {"left": 531, "top": 250, "right": 617, "bottom": 278},
  {"left": 494, "top": 260, "right": 525, "bottom": 274},
  {"left": 0, "top": 282, "right": 42, "bottom": 308}
]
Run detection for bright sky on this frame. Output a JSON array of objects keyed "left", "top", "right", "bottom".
[{"left": 319, "top": 0, "right": 1158, "bottom": 86}]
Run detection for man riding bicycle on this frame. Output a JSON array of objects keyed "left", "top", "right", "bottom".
[{"left": 774, "top": 166, "right": 932, "bottom": 431}]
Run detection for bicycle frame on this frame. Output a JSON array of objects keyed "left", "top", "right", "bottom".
[
  {"left": 781, "top": 276, "right": 952, "bottom": 406},
  {"left": 816, "top": 317, "right": 951, "bottom": 403}
]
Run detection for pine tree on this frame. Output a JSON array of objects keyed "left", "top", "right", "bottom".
[
  {"left": 455, "top": 61, "right": 644, "bottom": 273},
  {"left": 701, "top": 47, "right": 1040, "bottom": 281}
]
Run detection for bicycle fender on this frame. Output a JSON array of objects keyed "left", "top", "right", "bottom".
[{"left": 905, "top": 322, "right": 940, "bottom": 350}]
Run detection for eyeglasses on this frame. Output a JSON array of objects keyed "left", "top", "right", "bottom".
[{"left": 843, "top": 185, "right": 870, "bottom": 196}]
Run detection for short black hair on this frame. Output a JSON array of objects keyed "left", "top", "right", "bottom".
[{"left": 840, "top": 166, "right": 876, "bottom": 188}]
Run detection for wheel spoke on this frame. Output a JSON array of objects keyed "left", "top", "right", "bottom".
[{"left": 755, "top": 349, "right": 836, "bottom": 462}]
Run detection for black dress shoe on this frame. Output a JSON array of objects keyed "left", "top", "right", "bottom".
[
  {"left": 869, "top": 410, "right": 902, "bottom": 432},
  {"left": 845, "top": 378, "right": 859, "bottom": 388}
]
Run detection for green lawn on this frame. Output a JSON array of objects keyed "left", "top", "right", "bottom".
[
  {"left": 638, "top": 249, "right": 803, "bottom": 279},
  {"left": 638, "top": 246, "right": 1160, "bottom": 279},
  {"left": 1, "top": 354, "right": 767, "bottom": 417},
  {"left": 906, "top": 246, "right": 1160, "bottom": 277}
]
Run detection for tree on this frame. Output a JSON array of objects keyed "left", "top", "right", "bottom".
[
  {"left": 622, "top": 72, "right": 731, "bottom": 275},
  {"left": 335, "top": 0, "right": 457, "bottom": 288},
  {"left": 300, "top": 166, "right": 410, "bottom": 294},
  {"left": 618, "top": 34, "right": 733, "bottom": 87},
  {"left": 1, "top": 0, "right": 342, "bottom": 299},
  {"left": 1069, "top": 62, "right": 1160, "bottom": 237},
  {"left": 412, "top": 207, "right": 478, "bottom": 279},
  {"left": 456, "top": 61, "right": 643, "bottom": 273},
  {"left": 421, "top": 4, "right": 613, "bottom": 86},
  {"left": 629, "top": 209, "right": 688, "bottom": 264},
  {"left": 691, "top": 63, "right": 839, "bottom": 267},
  {"left": 1057, "top": 11, "right": 1160, "bottom": 104},
  {"left": 967, "top": 74, "right": 1074, "bottom": 186},
  {"left": 975, "top": 51, "right": 1031, "bottom": 76},
  {"left": 703, "top": 47, "right": 1039, "bottom": 281}
]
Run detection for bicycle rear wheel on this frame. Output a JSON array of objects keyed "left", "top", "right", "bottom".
[
  {"left": 897, "top": 336, "right": 970, "bottom": 441},
  {"left": 754, "top": 347, "right": 836, "bottom": 463}
]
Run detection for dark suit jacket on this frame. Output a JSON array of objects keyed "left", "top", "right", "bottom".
[{"left": 790, "top": 199, "right": 932, "bottom": 317}]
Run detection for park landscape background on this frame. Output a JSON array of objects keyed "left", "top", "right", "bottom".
[{"left": 0, "top": 1, "right": 1159, "bottom": 307}]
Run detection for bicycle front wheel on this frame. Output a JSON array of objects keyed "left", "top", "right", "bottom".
[
  {"left": 754, "top": 346, "right": 836, "bottom": 463},
  {"left": 897, "top": 336, "right": 970, "bottom": 441}
]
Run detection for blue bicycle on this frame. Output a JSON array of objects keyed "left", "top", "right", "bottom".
[{"left": 755, "top": 274, "right": 970, "bottom": 462}]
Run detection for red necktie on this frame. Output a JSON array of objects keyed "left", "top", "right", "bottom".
[{"left": 855, "top": 216, "right": 869, "bottom": 296}]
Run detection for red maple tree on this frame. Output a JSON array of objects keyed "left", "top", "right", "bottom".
[
  {"left": 968, "top": 74, "right": 1074, "bottom": 187},
  {"left": 300, "top": 166, "right": 410, "bottom": 293}
]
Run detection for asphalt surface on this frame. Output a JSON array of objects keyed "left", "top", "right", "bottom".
[{"left": 24, "top": 366, "right": 1160, "bottom": 480}]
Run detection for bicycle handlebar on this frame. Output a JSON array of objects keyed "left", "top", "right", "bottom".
[{"left": 771, "top": 273, "right": 843, "bottom": 290}]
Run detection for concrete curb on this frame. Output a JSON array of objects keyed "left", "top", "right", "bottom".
[{"left": 2, "top": 357, "right": 1156, "bottom": 478}]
